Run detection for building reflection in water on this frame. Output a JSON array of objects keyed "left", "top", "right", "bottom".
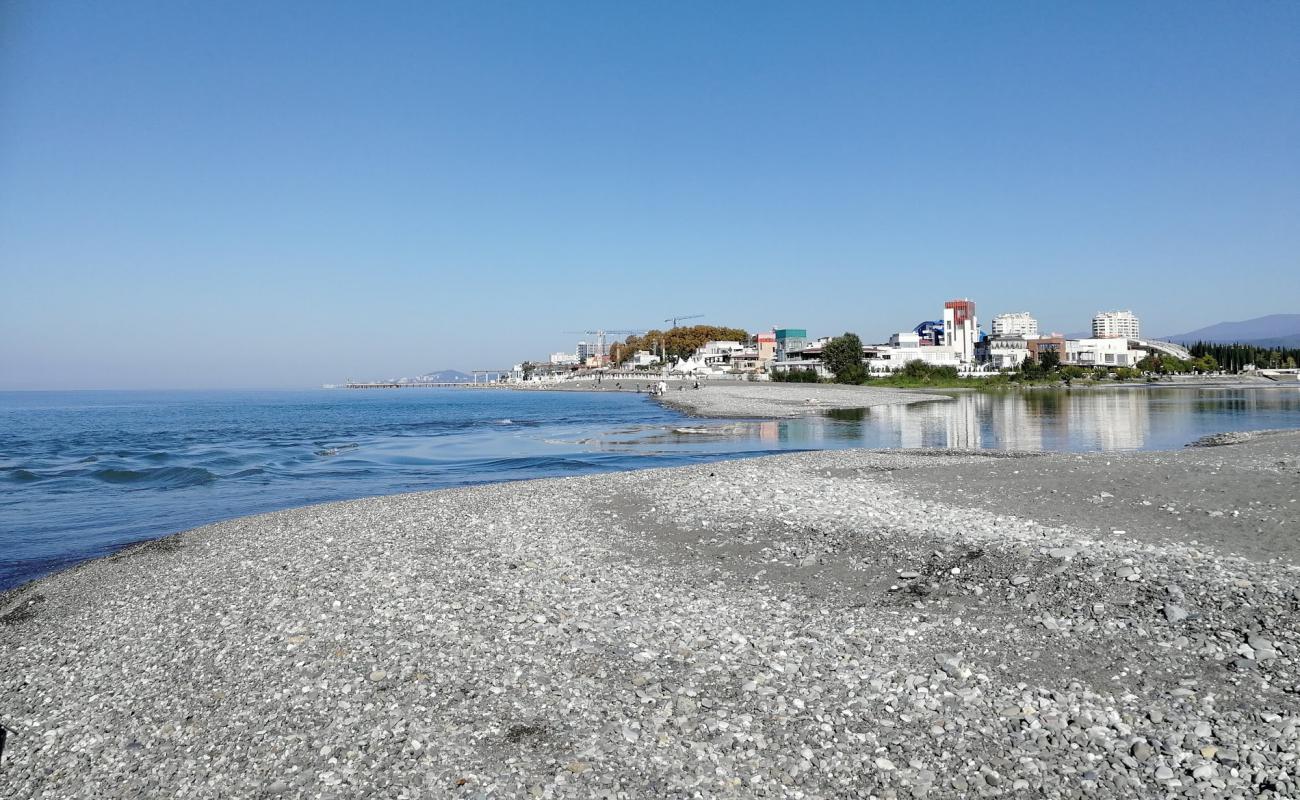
[{"left": 812, "top": 390, "right": 1152, "bottom": 451}]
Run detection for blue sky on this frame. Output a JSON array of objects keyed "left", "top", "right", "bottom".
[{"left": 2, "top": 1, "right": 1297, "bottom": 389}]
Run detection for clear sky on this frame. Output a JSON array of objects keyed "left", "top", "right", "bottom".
[{"left": 2, "top": 1, "right": 1297, "bottom": 389}]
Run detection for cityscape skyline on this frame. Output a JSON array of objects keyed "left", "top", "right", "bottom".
[{"left": 2, "top": 2, "right": 1298, "bottom": 389}]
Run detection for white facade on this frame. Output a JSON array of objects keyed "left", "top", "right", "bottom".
[
  {"left": 576, "top": 341, "right": 592, "bottom": 361},
  {"left": 984, "top": 336, "right": 1031, "bottom": 369},
  {"left": 991, "top": 312, "right": 1039, "bottom": 338},
  {"left": 550, "top": 352, "right": 578, "bottom": 365},
  {"left": 1067, "top": 337, "right": 1144, "bottom": 367},
  {"left": 1092, "top": 310, "right": 1140, "bottom": 339},
  {"left": 888, "top": 331, "right": 923, "bottom": 348},
  {"left": 629, "top": 350, "right": 661, "bottom": 367},
  {"left": 866, "top": 345, "right": 962, "bottom": 373}
]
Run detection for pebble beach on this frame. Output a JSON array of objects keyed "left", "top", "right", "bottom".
[{"left": 3, "top": 422, "right": 1298, "bottom": 798}]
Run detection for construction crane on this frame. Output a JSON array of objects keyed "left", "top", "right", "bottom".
[
  {"left": 562, "top": 329, "right": 647, "bottom": 362},
  {"left": 664, "top": 314, "right": 703, "bottom": 328}
]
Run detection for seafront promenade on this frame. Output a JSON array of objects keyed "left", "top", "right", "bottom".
[{"left": 3, "top": 430, "right": 1297, "bottom": 798}]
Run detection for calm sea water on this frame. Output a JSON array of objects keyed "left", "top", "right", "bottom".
[{"left": 3, "top": 386, "right": 1299, "bottom": 591}]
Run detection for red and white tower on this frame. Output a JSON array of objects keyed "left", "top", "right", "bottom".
[{"left": 943, "top": 299, "right": 978, "bottom": 364}]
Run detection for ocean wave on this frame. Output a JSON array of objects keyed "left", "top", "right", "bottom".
[
  {"left": 90, "top": 466, "right": 219, "bottom": 489},
  {"left": 472, "top": 455, "right": 602, "bottom": 472},
  {"left": 4, "top": 469, "right": 43, "bottom": 483},
  {"left": 315, "top": 443, "right": 360, "bottom": 457}
]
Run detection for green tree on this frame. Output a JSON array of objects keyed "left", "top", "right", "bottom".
[
  {"left": 773, "top": 367, "right": 821, "bottom": 383},
  {"left": 822, "top": 333, "right": 865, "bottom": 384},
  {"left": 901, "top": 359, "right": 931, "bottom": 379},
  {"left": 1038, "top": 350, "right": 1061, "bottom": 371},
  {"left": 1136, "top": 354, "right": 1162, "bottom": 373},
  {"left": 521, "top": 361, "right": 537, "bottom": 380}
]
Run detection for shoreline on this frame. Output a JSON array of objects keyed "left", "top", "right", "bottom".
[{"left": 3, "top": 432, "right": 1298, "bottom": 797}]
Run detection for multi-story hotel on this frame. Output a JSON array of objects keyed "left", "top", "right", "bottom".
[{"left": 1092, "top": 310, "right": 1140, "bottom": 339}]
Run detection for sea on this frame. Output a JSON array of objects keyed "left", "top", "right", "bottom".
[{"left": 3, "top": 385, "right": 1300, "bottom": 592}]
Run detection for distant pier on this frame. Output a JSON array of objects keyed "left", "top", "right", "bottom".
[
  {"left": 339, "top": 370, "right": 511, "bottom": 389},
  {"left": 342, "top": 381, "right": 490, "bottom": 389}
]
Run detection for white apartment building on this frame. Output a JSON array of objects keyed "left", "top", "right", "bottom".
[
  {"left": 1067, "top": 337, "right": 1145, "bottom": 367},
  {"left": 1092, "top": 310, "right": 1140, "bottom": 339},
  {"left": 866, "top": 339, "right": 963, "bottom": 373},
  {"left": 984, "top": 336, "right": 1031, "bottom": 369},
  {"left": 549, "top": 352, "right": 578, "bottom": 365},
  {"left": 991, "top": 312, "right": 1039, "bottom": 338}
]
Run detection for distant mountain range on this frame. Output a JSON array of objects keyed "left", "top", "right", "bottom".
[{"left": 1163, "top": 314, "right": 1300, "bottom": 348}]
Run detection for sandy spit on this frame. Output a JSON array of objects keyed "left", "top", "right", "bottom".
[{"left": 653, "top": 382, "right": 949, "bottom": 418}]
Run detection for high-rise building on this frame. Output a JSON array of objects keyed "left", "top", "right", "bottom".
[
  {"left": 943, "top": 299, "right": 978, "bottom": 364},
  {"left": 1092, "top": 310, "right": 1140, "bottom": 339},
  {"left": 576, "top": 341, "right": 591, "bottom": 361},
  {"left": 991, "top": 312, "right": 1039, "bottom": 338}
]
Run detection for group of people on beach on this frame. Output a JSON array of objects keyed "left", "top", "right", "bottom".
[{"left": 637, "top": 380, "right": 699, "bottom": 396}]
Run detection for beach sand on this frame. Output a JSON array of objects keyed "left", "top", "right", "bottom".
[{"left": 3, "top": 431, "right": 1298, "bottom": 797}]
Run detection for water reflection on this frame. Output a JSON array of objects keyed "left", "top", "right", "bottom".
[
  {"left": 575, "top": 387, "right": 1300, "bottom": 454},
  {"left": 759, "top": 387, "right": 1299, "bottom": 453}
]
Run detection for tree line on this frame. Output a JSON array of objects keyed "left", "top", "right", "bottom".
[
  {"left": 1187, "top": 341, "right": 1300, "bottom": 371},
  {"left": 610, "top": 325, "right": 750, "bottom": 364}
]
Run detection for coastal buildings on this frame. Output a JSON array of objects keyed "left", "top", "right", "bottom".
[
  {"left": 865, "top": 332, "right": 962, "bottom": 374},
  {"left": 943, "top": 299, "right": 979, "bottom": 364},
  {"left": 983, "top": 335, "right": 1032, "bottom": 369},
  {"left": 991, "top": 312, "right": 1039, "bottom": 338},
  {"left": 513, "top": 300, "right": 1190, "bottom": 383},
  {"left": 774, "top": 329, "right": 808, "bottom": 360},
  {"left": 1027, "top": 335, "right": 1067, "bottom": 364},
  {"left": 1066, "top": 337, "right": 1144, "bottom": 367},
  {"left": 1093, "top": 310, "right": 1141, "bottom": 339},
  {"left": 629, "top": 350, "right": 661, "bottom": 368}
]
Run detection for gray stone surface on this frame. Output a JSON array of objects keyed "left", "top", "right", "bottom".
[
  {"left": 654, "top": 381, "right": 948, "bottom": 418},
  {"left": 2, "top": 432, "right": 1299, "bottom": 798}
]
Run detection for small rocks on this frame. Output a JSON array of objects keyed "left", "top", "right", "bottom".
[
  {"left": 4, "top": 433, "right": 1300, "bottom": 799},
  {"left": 1131, "top": 740, "right": 1153, "bottom": 761},
  {"left": 1163, "top": 603, "right": 1188, "bottom": 623}
]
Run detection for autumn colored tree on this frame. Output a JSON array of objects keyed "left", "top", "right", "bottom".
[{"left": 613, "top": 325, "right": 750, "bottom": 363}]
